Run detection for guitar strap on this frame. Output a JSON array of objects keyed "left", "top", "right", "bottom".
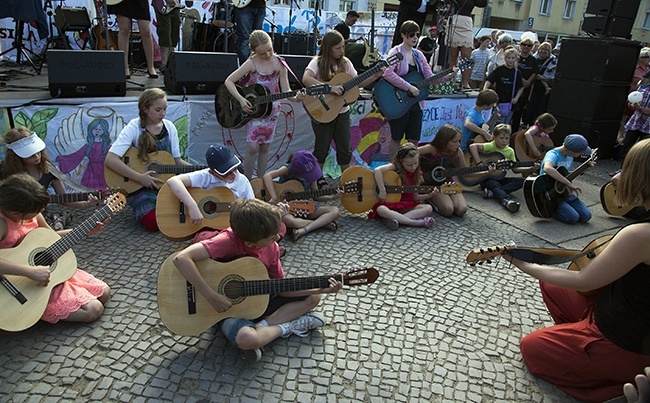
[
  {"left": 46, "top": 162, "right": 95, "bottom": 193},
  {"left": 277, "top": 55, "right": 305, "bottom": 89},
  {"left": 509, "top": 237, "right": 612, "bottom": 265}
]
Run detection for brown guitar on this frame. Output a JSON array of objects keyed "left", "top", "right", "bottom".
[
  {"left": 339, "top": 166, "right": 463, "bottom": 214},
  {"left": 104, "top": 147, "right": 207, "bottom": 194},
  {"left": 599, "top": 182, "right": 645, "bottom": 217},
  {"left": 514, "top": 130, "right": 554, "bottom": 162},
  {"left": 157, "top": 254, "right": 379, "bottom": 336},
  {"left": 466, "top": 235, "right": 613, "bottom": 297},
  {"left": 92, "top": 0, "right": 119, "bottom": 50},
  {"left": 156, "top": 183, "right": 315, "bottom": 241},
  {"left": 249, "top": 177, "right": 362, "bottom": 202},
  {"left": 0, "top": 193, "right": 126, "bottom": 332},
  {"left": 302, "top": 53, "right": 403, "bottom": 124}
]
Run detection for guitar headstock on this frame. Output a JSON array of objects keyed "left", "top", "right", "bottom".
[
  {"left": 457, "top": 58, "right": 474, "bottom": 72},
  {"left": 342, "top": 267, "right": 379, "bottom": 286},
  {"left": 288, "top": 200, "right": 315, "bottom": 218},
  {"left": 307, "top": 83, "right": 331, "bottom": 95},
  {"left": 440, "top": 182, "right": 463, "bottom": 195},
  {"left": 105, "top": 192, "right": 127, "bottom": 214},
  {"left": 466, "top": 245, "right": 513, "bottom": 266},
  {"left": 342, "top": 179, "right": 361, "bottom": 194},
  {"left": 384, "top": 52, "right": 404, "bottom": 67},
  {"left": 494, "top": 159, "right": 515, "bottom": 171}
]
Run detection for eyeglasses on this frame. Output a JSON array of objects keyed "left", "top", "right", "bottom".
[
  {"left": 407, "top": 32, "right": 420, "bottom": 38},
  {"left": 520, "top": 43, "right": 533, "bottom": 47}
]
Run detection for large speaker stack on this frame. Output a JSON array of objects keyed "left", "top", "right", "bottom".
[
  {"left": 548, "top": 37, "right": 642, "bottom": 158},
  {"left": 164, "top": 51, "right": 239, "bottom": 95},
  {"left": 582, "top": 0, "right": 640, "bottom": 39}
]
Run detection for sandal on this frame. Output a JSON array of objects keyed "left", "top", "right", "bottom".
[
  {"left": 414, "top": 217, "right": 435, "bottom": 228},
  {"left": 289, "top": 227, "right": 308, "bottom": 242},
  {"left": 384, "top": 219, "right": 399, "bottom": 231},
  {"left": 327, "top": 221, "right": 339, "bottom": 232}
]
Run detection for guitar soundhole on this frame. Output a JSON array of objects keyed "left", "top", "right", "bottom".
[
  {"left": 199, "top": 197, "right": 225, "bottom": 219},
  {"left": 30, "top": 249, "right": 56, "bottom": 270},
  {"left": 218, "top": 274, "right": 246, "bottom": 304},
  {"left": 202, "top": 201, "right": 217, "bottom": 215},
  {"left": 146, "top": 162, "right": 162, "bottom": 178}
]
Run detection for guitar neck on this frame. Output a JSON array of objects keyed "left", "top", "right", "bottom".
[
  {"left": 43, "top": 204, "right": 114, "bottom": 264},
  {"left": 342, "top": 62, "right": 385, "bottom": 92},
  {"left": 243, "top": 274, "right": 342, "bottom": 296},
  {"left": 385, "top": 184, "right": 438, "bottom": 194},
  {"left": 155, "top": 165, "right": 207, "bottom": 174},
  {"left": 50, "top": 191, "right": 101, "bottom": 204},
  {"left": 415, "top": 67, "right": 454, "bottom": 88},
  {"left": 284, "top": 186, "right": 339, "bottom": 201},
  {"left": 565, "top": 156, "right": 594, "bottom": 182},
  {"left": 255, "top": 90, "right": 297, "bottom": 105}
]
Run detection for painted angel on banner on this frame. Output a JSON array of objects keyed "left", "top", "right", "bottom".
[{"left": 54, "top": 107, "right": 124, "bottom": 190}]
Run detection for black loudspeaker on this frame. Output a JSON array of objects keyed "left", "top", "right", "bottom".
[
  {"left": 54, "top": 6, "right": 91, "bottom": 32},
  {"left": 548, "top": 80, "right": 629, "bottom": 121},
  {"left": 555, "top": 37, "right": 641, "bottom": 83},
  {"left": 586, "top": 0, "right": 641, "bottom": 20},
  {"left": 273, "top": 34, "right": 315, "bottom": 56},
  {"left": 164, "top": 51, "right": 239, "bottom": 95},
  {"left": 47, "top": 50, "right": 126, "bottom": 97},
  {"left": 582, "top": 15, "right": 635, "bottom": 39},
  {"left": 550, "top": 117, "right": 620, "bottom": 159},
  {"left": 129, "top": 35, "right": 146, "bottom": 66},
  {"left": 279, "top": 54, "right": 312, "bottom": 89}
]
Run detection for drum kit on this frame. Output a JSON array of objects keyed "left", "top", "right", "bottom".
[{"left": 184, "top": 0, "right": 237, "bottom": 53}]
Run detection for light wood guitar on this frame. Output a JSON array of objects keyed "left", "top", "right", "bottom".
[
  {"left": 339, "top": 166, "right": 463, "bottom": 214},
  {"left": 302, "top": 53, "right": 403, "bottom": 124},
  {"left": 514, "top": 130, "right": 554, "bottom": 162},
  {"left": 599, "top": 182, "right": 645, "bottom": 217},
  {"left": 157, "top": 255, "right": 379, "bottom": 336},
  {"left": 249, "top": 177, "right": 362, "bottom": 202},
  {"left": 0, "top": 193, "right": 126, "bottom": 332},
  {"left": 466, "top": 235, "right": 613, "bottom": 297},
  {"left": 156, "top": 184, "right": 315, "bottom": 241},
  {"left": 104, "top": 147, "right": 207, "bottom": 194}
]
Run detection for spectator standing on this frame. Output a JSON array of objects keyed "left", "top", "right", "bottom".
[{"left": 469, "top": 35, "right": 490, "bottom": 90}]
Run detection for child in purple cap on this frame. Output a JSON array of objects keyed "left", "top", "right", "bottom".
[
  {"left": 262, "top": 150, "right": 340, "bottom": 242},
  {"left": 537, "top": 134, "right": 595, "bottom": 224}
]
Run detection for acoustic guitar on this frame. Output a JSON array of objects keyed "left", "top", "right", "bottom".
[
  {"left": 524, "top": 149, "right": 598, "bottom": 218},
  {"left": 466, "top": 235, "right": 613, "bottom": 297},
  {"left": 104, "top": 147, "right": 207, "bottom": 194},
  {"left": 92, "top": 0, "right": 119, "bottom": 51},
  {"left": 339, "top": 166, "right": 463, "bottom": 214},
  {"left": 249, "top": 177, "right": 362, "bottom": 202},
  {"left": 420, "top": 153, "right": 532, "bottom": 187},
  {"left": 0, "top": 193, "right": 126, "bottom": 332},
  {"left": 157, "top": 255, "right": 379, "bottom": 336},
  {"left": 302, "top": 53, "right": 403, "bottom": 124},
  {"left": 599, "top": 182, "right": 645, "bottom": 217},
  {"left": 151, "top": 0, "right": 185, "bottom": 15},
  {"left": 372, "top": 58, "right": 474, "bottom": 120},
  {"left": 513, "top": 130, "right": 554, "bottom": 162},
  {"left": 49, "top": 188, "right": 121, "bottom": 205},
  {"left": 215, "top": 83, "right": 330, "bottom": 129},
  {"left": 155, "top": 184, "right": 315, "bottom": 240}
]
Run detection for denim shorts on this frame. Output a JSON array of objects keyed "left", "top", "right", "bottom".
[{"left": 219, "top": 294, "right": 308, "bottom": 347}]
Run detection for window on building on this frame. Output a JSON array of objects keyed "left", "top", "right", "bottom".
[
  {"left": 563, "top": 0, "right": 576, "bottom": 19},
  {"left": 643, "top": 9, "right": 650, "bottom": 29},
  {"left": 539, "top": 0, "right": 553, "bottom": 16},
  {"left": 339, "top": 0, "right": 356, "bottom": 11}
]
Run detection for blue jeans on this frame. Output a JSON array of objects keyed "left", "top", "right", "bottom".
[
  {"left": 233, "top": 6, "right": 266, "bottom": 64},
  {"left": 554, "top": 194, "right": 592, "bottom": 224},
  {"left": 480, "top": 177, "right": 524, "bottom": 201}
]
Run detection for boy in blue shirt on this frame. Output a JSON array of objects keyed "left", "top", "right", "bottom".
[{"left": 461, "top": 89, "right": 499, "bottom": 151}]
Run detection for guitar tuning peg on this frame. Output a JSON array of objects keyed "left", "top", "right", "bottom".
[
  {"left": 495, "top": 246, "right": 501, "bottom": 251},
  {"left": 479, "top": 248, "right": 485, "bottom": 253},
  {"left": 487, "top": 247, "right": 493, "bottom": 253},
  {"left": 486, "top": 259, "right": 492, "bottom": 264}
]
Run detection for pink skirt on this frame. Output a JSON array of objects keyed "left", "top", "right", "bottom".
[{"left": 42, "top": 269, "right": 108, "bottom": 323}]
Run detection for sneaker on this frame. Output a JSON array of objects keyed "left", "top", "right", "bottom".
[
  {"left": 241, "top": 348, "right": 262, "bottom": 362},
  {"left": 384, "top": 218, "right": 399, "bottom": 230},
  {"left": 483, "top": 188, "right": 494, "bottom": 199},
  {"left": 282, "top": 312, "right": 326, "bottom": 338},
  {"left": 502, "top": 198, "right": 520, "bottom": 213}
]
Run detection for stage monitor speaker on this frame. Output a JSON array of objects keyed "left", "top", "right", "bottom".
[
  {"left": 274, "top": 34, "right": 316, "bottom": 56},
  {"left": 164, "top": 51, "right": 238, "bottom": 95},
  {"left": 549, "top": 117, "right": 619, "bottom": 159},
  {"left": 582, "top": 15, "right": 634, "bottom": 39},
  {"left": 129, "top": 35, "right": 146, "bottom": 66},
  {"left": 47, "top": 50, "right": 126, "bottom": 98},
  {"left": 554, "top": 37, "right": 641, "bottom": 83},
  {"left": 585, "top": 0, "right": 641, "bottom": 19},
  {"left": 548, "top": 79, "right": 628, "bottom": 121},
  {"left": 279, "top": 54, "right": 312, "bottom": 90},
  {"left": 54, "top": 6, "right": 91, "bottom": 32}
]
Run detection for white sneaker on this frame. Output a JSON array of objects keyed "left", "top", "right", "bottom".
[
  {"left": 282, "top": 312, "right": 326, "bottom": 338},
  {"left": 241, "top": 348, "right": 262, "bottom": 362}
]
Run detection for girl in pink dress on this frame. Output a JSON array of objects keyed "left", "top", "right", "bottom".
[
  {"left": 0, "top": 173, "right": 110, "bottom": 325},
  {"left": 223, "top": 30, "right": 304, "bottom": 179}
]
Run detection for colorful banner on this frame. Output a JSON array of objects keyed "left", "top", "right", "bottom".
[{"left": 8, "top": 96, "right": 476, "bottom": 186}]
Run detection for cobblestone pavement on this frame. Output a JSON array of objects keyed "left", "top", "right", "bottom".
[{"left": 0, "top": 159, "right": 630, "bottom": 402}]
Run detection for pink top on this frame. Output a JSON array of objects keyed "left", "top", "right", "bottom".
[{"left": 0, "top": 212, "right": 39, "bottom": 248}]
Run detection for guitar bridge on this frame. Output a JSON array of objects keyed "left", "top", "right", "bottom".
[
  {"left": 317, "top": 95, "right": 330, "bottom": 111},
  {"left": 356, "top": 176, "right": 363, "bottom": 202},
  {"left": 186, "top": 281, "right": 196, "bottom": 315}
]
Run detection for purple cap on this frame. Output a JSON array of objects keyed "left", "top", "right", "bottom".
[{"left": 291, "top": 150, "right": 322, "bottom": 183}]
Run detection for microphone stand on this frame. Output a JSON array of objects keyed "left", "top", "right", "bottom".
[
  {"left": 286, "top": 0, "right": 300, "bottom": 54},
  {"left": 312, "top": 0, "right": 320, "bottom": 56},
  {"left": 266, "top": 6, "right": 277, "bottom": 49},
  {"left": 223, "top": 1, "right": 231, "bottom": 53}
]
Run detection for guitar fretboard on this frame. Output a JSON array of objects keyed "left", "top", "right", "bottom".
[
  {"left": 255, "top": 90, "right": 298, "bottom": 105},
  {"left": 242, "top": 274, "right": 343, "bottom": 296},
  {"left": 283, "top": 187, "right": 339, "bottom": 201},
  {"left": 385, "top": 185, "right": 439, "bottom": 194},
  {"left": 153, "top": 165, "right": 207, "bottom": 174},
  {"left": 50, "top": 191, "right": 105, "bottom": 204}
]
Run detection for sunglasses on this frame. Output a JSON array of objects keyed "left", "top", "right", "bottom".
[
  {"left": 520, "top": 43, "right": 533, "bottom": 47},
  {"left": 407, "top": 32, "right": 420, "bottom": 38}
]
